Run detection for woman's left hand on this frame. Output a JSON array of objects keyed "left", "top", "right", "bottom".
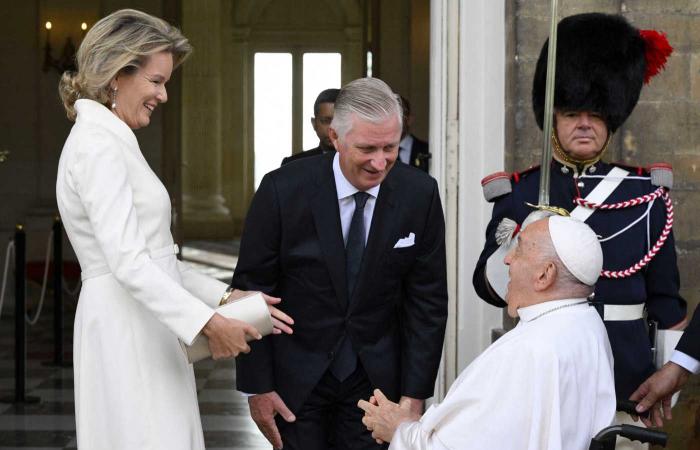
[{"left": 226, "top": 290, "right": 294, "bottom": 335}]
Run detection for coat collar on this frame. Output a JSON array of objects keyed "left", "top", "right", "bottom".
[{"left": 74, "top": 99, "right": 138, "bottom": 149}]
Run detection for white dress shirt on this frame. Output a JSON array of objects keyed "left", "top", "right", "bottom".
[
  {"left": 333, "top": 152, "right": 380, "bottom": 244},
  {"left": 670, "top": 350, "right": 700, "bottom": 374}
]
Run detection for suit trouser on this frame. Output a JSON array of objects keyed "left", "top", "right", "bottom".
[{"left": 275, "top": 364, "right": 388, "bottom": 450}]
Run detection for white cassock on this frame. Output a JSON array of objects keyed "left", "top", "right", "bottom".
[
  {"left": 390, "top": 298, "right": 616, "bottom": 450},
  {"left": 57, "top": 99, "right": 228, "bottom": 449}
]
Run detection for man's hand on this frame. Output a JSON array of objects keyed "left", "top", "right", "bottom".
[
  {"left": 249, "top": 391, "right": 296, "bottom": 449},
  {"left": 202, "top": 313, "right": 261, "bottom": 359},
  {"left": 358, "top": 389, "right": 421, "bottom": 444},
  {"left": 629, "top": 361, "right": 690, "bottom": 427}
]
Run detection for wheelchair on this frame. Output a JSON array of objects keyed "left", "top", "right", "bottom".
[{"left": 589, "top": 400, "right": 668, "bottom": 450}]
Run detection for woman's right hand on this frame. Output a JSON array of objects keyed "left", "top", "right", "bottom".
[{"left": 201, "top": 313, "right": 262, "bottom": 360}]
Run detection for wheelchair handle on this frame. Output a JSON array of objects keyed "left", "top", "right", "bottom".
[
  {"left": 590, "top": 425, "right": 668, "bottom": 449},
  {"left": 616, "top": 399, "right": 649, "bottom": 420},
  {"left": 620, "top": 425, "right": 667, "bottom": 446}
]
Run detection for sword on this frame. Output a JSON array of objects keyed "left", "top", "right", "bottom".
[
  {"left": 538, "top": 0, "right": 560, "bottom": 206},
  {"left": 484, "top": 0, "right": 564, "bottom": 302}
]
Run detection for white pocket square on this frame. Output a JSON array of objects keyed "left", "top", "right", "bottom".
[{"left": 393, "top": 232, "right": 415, "bottom": 249}]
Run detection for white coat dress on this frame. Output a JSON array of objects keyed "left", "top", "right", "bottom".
[{"left": 56, "top": 99, "right": 229, "bottom": 449}]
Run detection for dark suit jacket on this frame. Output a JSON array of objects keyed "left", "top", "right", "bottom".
[
  {"left": 408, "top": 135, "right": 430, "bottom": 173},
  {"left": 677, "top": 306, "right": 700, "bottom": 360},
  {"left": 281, "top": 146, "right": 334, "bottom": 166},
  {"left": 233, "top": 152, "right": 448, "bottom": 413}
]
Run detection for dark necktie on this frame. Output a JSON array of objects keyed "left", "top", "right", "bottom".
[
  {"left": 346, "top": 191, "right": 370, "bottom": 299},
  {"left": 330, "top": 191, "right": 370, "bottom": 381}
]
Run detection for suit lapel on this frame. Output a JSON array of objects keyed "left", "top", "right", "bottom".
[
  {"left": 349, "top": 172, "right": 398, "bottom": 312},
  {"left": 309, "top": 155, "right": 348, "bottom": 311}
]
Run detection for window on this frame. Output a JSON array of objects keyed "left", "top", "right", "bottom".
[
  {"left": 253, "top": 53, "right": 292, "bottom": 189},
  {"left": 253, "top": 52, "right": 342, "bottom": 189},
  {"left": 302, "top": 53, "right": 341, "bottom": 150}
]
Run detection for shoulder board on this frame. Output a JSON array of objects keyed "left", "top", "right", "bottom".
[
  {"left": 480, "top": 165, "right": 541, "bottom": 202},
  {"left": 611, "top": 161, "right": 673, "bottom": 189},
  {"left": 649, "top": 162, "right": 673, "bottom": 189},
  {"left": 481, "top": 171, "right": 511, "bottom": 202}
]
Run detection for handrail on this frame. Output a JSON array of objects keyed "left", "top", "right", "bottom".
[
  {"left": 25, "top": 230, "right": 53, "bottom": 325},
  {"left": 0, "top": 239, "right": 15, "bottom": 320}
]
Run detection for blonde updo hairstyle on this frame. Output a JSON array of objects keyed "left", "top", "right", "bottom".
[{"left": 59, "top": 9, "right": 192, "bottom": 121}]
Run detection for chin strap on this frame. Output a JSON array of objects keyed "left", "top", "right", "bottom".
[{"left": 551, "top": 130, "right": 610, "bottom": 169}]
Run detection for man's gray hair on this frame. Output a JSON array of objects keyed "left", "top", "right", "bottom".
[{"left": 331, "top": 77, "right": 403, "bottom": 138}]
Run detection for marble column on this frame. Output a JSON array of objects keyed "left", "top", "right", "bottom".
[{"left": 181, "top": 0, "right": 231, "bottom": 237}]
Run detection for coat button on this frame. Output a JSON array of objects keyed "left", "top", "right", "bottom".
[{"left": 328, "top": 351, "right": 334, "bottom": 360}]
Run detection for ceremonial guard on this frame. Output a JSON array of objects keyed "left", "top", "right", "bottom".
[{"left": 472, "top": 12, "right": 687, "bottom": 432}]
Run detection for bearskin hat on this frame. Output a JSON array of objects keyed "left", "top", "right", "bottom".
[{"left": 532, "top": 13, "right": 670, "bottom": 133}]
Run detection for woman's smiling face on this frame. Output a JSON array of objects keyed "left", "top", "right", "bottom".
[{"left": 110, "top": 51, "right": 173, "bottom": 129}]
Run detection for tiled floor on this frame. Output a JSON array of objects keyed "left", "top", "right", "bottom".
[{"left": 0, "top": 242, "right": 268, "bottom": 450}]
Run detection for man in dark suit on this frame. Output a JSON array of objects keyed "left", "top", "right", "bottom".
[
  {"left": 233, "top": 77, "right": 448, "bottom": 450},
  {"left": 630, "top": 306, "right": 699, "bottom": 426},
  {"left": 281, "top": 88, "right": 339, "bottom": 166},
  {"left": 398, "top": 96, "right": 430, "bottom": 173}
]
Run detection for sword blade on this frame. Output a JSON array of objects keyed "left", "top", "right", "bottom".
[{"left": 538, "top": 0, "right": 559, "bottom": 206}]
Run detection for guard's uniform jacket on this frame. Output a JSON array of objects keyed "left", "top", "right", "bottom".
[{"left": 473, "top": 159, "right": 686, "bottom": 398}]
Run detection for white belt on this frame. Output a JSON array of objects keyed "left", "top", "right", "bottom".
[
  {"left": 81, "top": 244, "right": 180, "bottom": 281},
  {"left": 603, "top": 303, "right": 644, "bottom": 321}
]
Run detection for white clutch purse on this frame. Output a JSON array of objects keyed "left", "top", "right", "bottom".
[{"left": 180, "top": 292, "right": 274, "bottom": 364}]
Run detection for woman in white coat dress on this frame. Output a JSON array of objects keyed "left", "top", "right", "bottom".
[{"left": 56, "top": 9, "right": 293, "bottom": 449}]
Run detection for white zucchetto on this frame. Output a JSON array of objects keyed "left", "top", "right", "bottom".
[{"left": 548, "top": 215, "right": 603, "bottom": 286}]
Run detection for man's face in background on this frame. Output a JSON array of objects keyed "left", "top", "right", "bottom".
[{"left": 312, "top": 102, "right": 335, "bottom": 148}]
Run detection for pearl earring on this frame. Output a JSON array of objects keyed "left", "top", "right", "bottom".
[{"left": 111, "top": 87, "right": 118, "bottom": 109}]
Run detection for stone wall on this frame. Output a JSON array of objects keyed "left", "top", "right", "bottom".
[{"left": 507, "top": 1, "right": 700, "bottom": 447}]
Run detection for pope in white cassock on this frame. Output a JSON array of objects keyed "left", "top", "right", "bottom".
[{"left": 359, "top": 215, "right": 616, "bottom": 450}]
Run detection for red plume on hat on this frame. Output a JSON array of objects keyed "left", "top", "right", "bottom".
[{"left": 639, "top": 30, "right": 673, "bottom": 84}]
